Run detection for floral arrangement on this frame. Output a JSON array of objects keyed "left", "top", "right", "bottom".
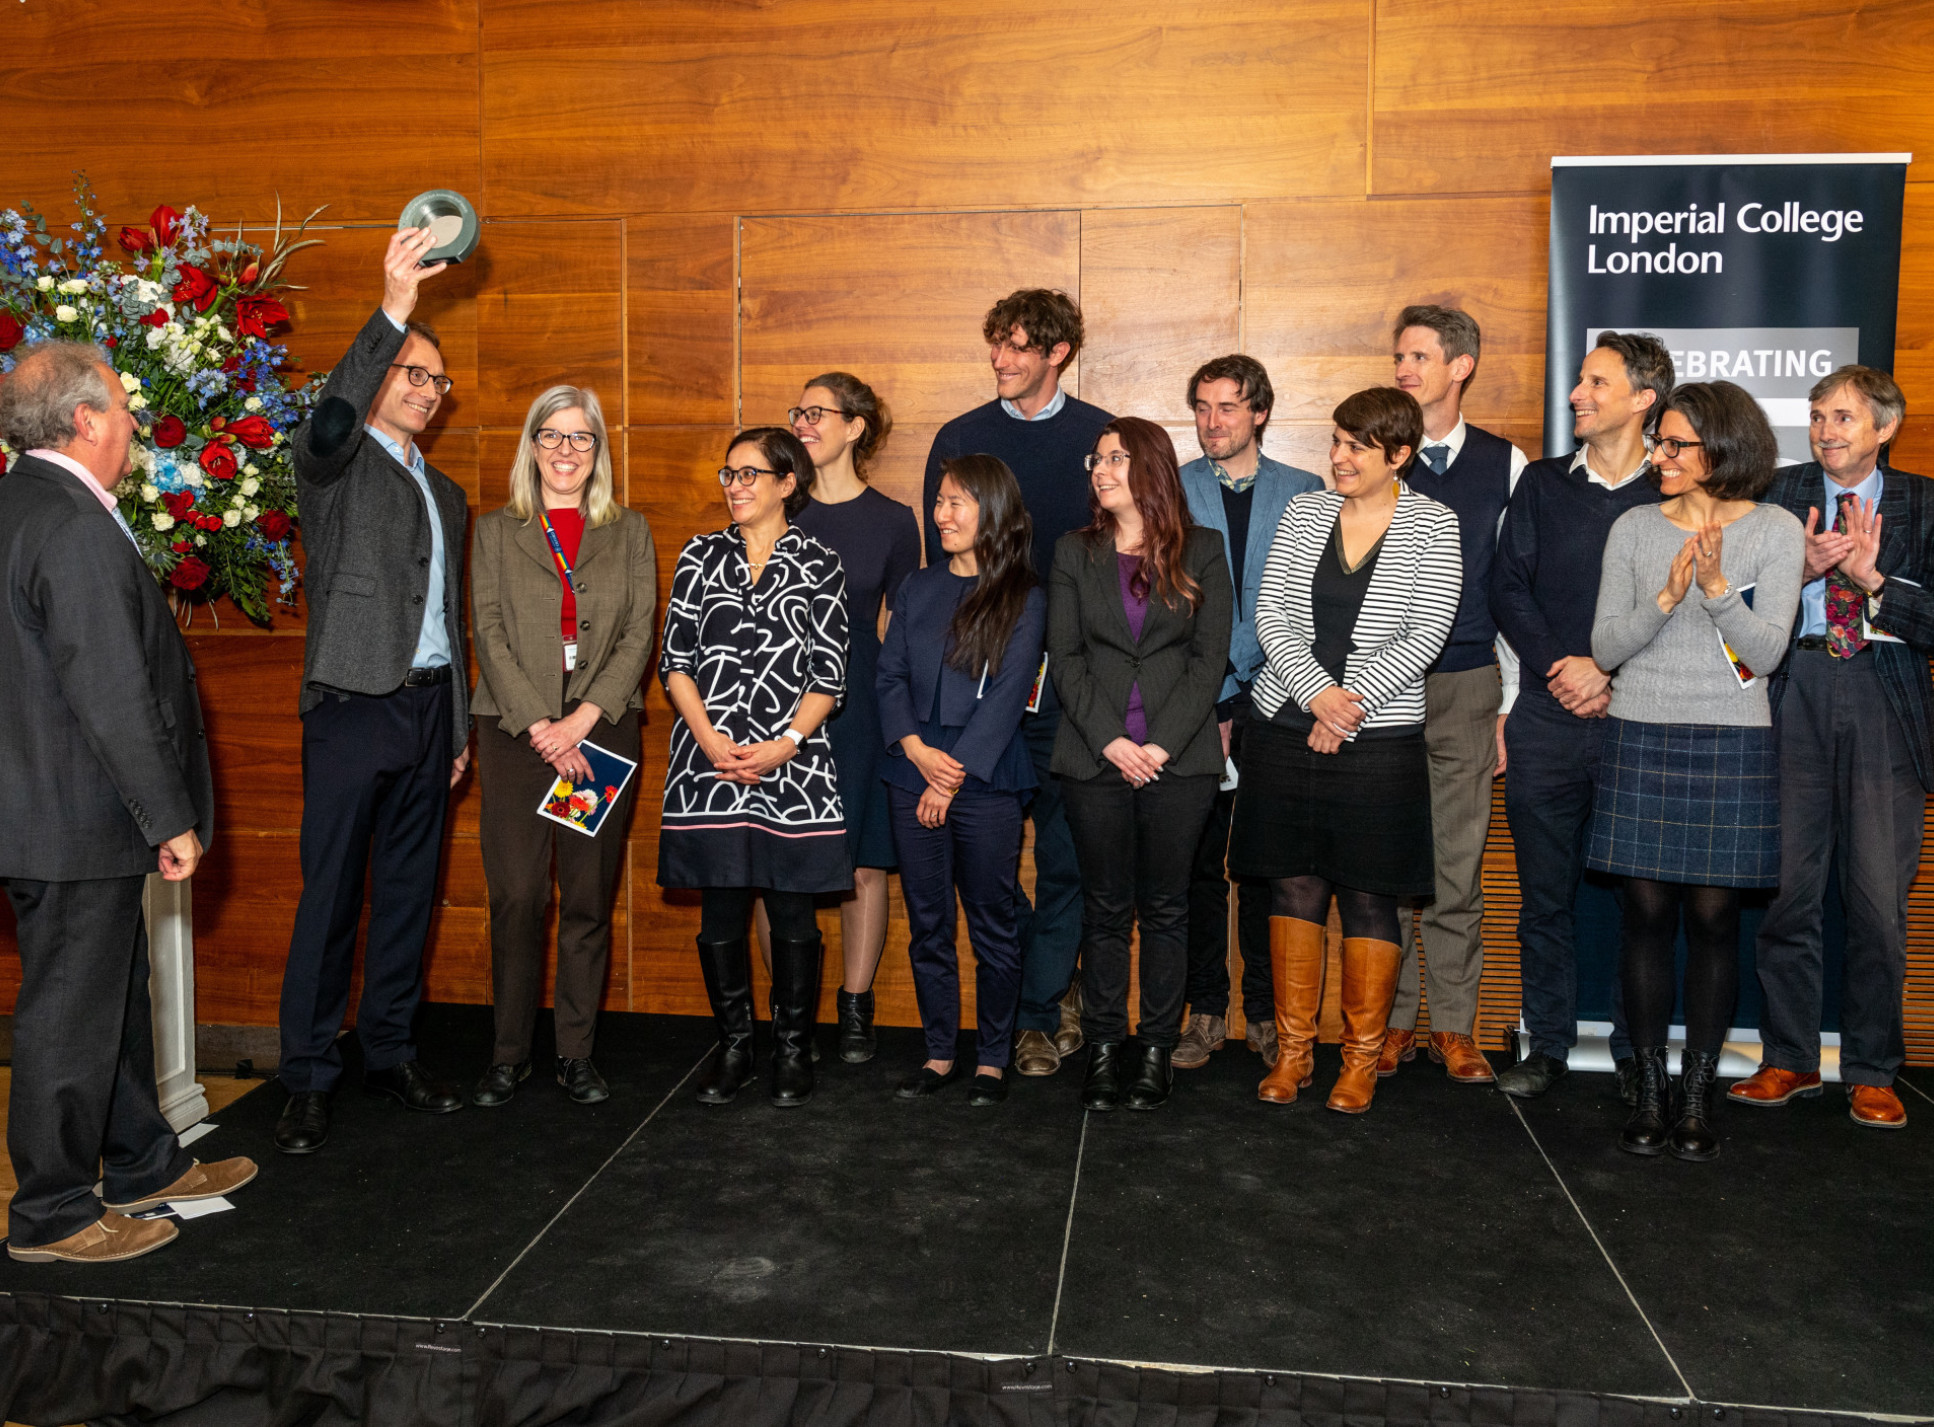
[{"left": 0, "top": 177, "right": 324, "bottom": 624}]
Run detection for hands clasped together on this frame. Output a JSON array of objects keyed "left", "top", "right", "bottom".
[
  {"left": 1802, "top": 497, "right": 1885, "bottom": 594},
  {"left": 529, "top": 703, "right": 606, "bottom": 784},
  {"left": 1306, "top": 685, "right": 1363, "bottom": 753},
  {"left": 694, "top": 724, "right": 801, "bottom": 789}
]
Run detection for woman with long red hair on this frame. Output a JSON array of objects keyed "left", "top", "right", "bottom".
[{"left": 1046, "top": 416, "right": 1233, "bottom": 1111}]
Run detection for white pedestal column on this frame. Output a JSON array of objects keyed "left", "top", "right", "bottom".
[{"left": 145, "top": 873, "right": 208, "bottom": 1133}]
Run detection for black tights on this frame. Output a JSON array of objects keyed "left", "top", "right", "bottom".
[
  {"left": 700, "top": 887, "right": 817, "bottom": 943},
  {"left": 1620, "top": 877, "right": 1739, "bottom": 1054},
  {"left": 1270, "top": 876, "right": 1401, "bottom": 944}
]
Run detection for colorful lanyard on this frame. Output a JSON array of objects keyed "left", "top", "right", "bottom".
[{"left": 538, "top": 510, "right": 579, "bottom": 594}]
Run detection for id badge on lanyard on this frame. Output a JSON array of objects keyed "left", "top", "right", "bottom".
[{"left": 539, "top": 510, "right": 581, "bottom": 673}]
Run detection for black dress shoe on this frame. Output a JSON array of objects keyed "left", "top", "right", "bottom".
[
  {"left": 363, "top": 1060, "right": 463, "bottom": 1114},
  {"left": 836, "top": 988, "right": 877, "bottom": 1064},
  {"left": 471, "top": 1061, "right": 531, "bottom": 1108},
  {"left": 274, "top": 1091, "right": 332, "bottom": 1155},
  {"left": 557, "top": 1057, "right": 610, "bottom": 1105},
  {"left": 1122, "top": 1042, "right": 1173, "bottom": 1111},
  {"left": 1081, "top": 1041, "right": 1125, "bottom": 1112},
  {"left": 967, "top": 1072, "right": 1009, "bottom": 1107},
  {"left": 1497, "top": 1052, "right": 1568, "bottom": 1099},
  {"left": 895, "top": 1064, "right": 963, "bottom": 1100}
]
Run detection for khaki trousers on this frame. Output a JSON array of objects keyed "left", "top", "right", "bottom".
[{"left": 1389, "top": 665, "right": 1500, "bottom": 1035}]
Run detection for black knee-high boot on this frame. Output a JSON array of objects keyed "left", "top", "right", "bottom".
[
  {"left": 768, "top": 936, "right": 823, "bottom": 1107},
  {"left": 694, "top": 937, "right": 755, "bottom": 1105}
]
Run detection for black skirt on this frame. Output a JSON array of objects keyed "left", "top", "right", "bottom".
[{"left": 1228, "top": 717, "right": 1433, "bottom": 897}]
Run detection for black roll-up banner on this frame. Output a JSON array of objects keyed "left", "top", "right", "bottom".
[{"left": 1546, "top": 154, "right": 1909, "bottom": 460}]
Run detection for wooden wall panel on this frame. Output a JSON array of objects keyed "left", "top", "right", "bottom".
[
  {"left": 626, "top": 216, "right": 738, "bottom": 428},
  {"left": 1371, "top": 0, "right": 1934, "bottom": 197},
  {"left": 474, "top": 221, "right": 625, "bottom": 428},
  {"left": 481, "top": 0, "right": 1369, "bottom": 216}
]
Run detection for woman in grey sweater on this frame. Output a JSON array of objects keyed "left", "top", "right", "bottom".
[{"left": 1588, "top": 381, "right": 1803, "bottom": 1163}]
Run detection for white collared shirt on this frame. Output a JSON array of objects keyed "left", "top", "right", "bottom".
[{"left": 1570, "top": 444, "right": 1650, "bottom": 491}]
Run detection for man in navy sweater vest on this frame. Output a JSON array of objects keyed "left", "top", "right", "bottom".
[
  {"left": 1379, "top": 306, "right": 1526, "bottom": 1085},
  {"left": 922, "top": 290, "right": 1112, "bottom": 1077},
  {"left": 1490, "top": 332, "right": 1673, "bottom": 1099}
]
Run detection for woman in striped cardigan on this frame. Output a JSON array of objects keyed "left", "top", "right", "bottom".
[{"left": 1230, "top": 388, "right": 1462, "bottom": 1114}]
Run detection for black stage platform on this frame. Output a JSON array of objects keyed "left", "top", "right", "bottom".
[{"left": 2, "top": 1005, "right": 1930, "bottom": 1426}]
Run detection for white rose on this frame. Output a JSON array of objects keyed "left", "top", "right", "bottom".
[
  {"left": 127, "top": 393, "right": 147, "bottom": 412},
  {"left": 244, "top": 504, "right": 260, "bottom": 520},
  {"left": 244, "top": 397, "right": 262, "bottom": 412},
  {"left": 183, "top": 469, "right": 204, "bottom": 487},
  {"left": 54, "top": 304, "right": 77, "bottom": 323},
  {"left": 194, "top": 534, "right": 207, "bottom": 547},
  {"left": 140, "top": 483, "right": 160, "bottom": 503},
  {"left": 217, "top": 324, "right": 232, "bottom": 342},
  {"left": 151, "top": 512, "right": 175, "bottom": 532},
  {"left": 223, "top": 509, "right": 242, "bottom": 528},
  {"left": 119, "top": 370, "right": 141, "bottom": 393},
  {"left": 240, "top": 477, "right": 260, "bottom": 496},
  {"left": 145, "top": 327, "right": 166, "bottom": 351},
  {"left": 242, "top": 462, "right": 259, "bottom": 475},
  {"left": 59, "top": 278, "right": 87, "bottom": 295},
  {"left": 35, "top": 275, "right": 54, "bottom": 291}
]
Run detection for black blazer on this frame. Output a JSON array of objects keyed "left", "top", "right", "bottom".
[
  {"left": 291, "top": 308, "right": 471, "bottom": 756},
  {"left": 1047, "top": 524, "right": 1234, "bottom": 780},
  {"left": 1764, "top": 461, "right": 1934, "bottom": 791},
  {"left": 0, "top": 455, "right": 215, "bottom": 880}
]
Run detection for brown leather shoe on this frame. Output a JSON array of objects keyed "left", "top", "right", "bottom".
[
  {"left": 1328, "top": 937, "right": 1401, "bottom": 1113},
  {"left": 1014, "top": 1029, "right": 1062, "bottom": 1077},
  {"left": 1376, "top": 1027, "right": 1417, "bottom": 1077},
  {"left": 7, "top": 1209, "right": 177, "bottom": 1264},
  {"left": 1259, "top": 918, "right": 1324, "bottom": 1103},
  {"left": 1053, "top": 982, "right": 1085, "bottom": 1057},
  {"left": 1429, "top": 1032, "right": 1496, "bottom": 1084},
  {"left": 1727, "top": 1065, "right": 1822, "bottom": 1106},
  {"left": 1245, "top": 1018, "right": 1278, "bottom": 1067},
  {"left": 1849, "top": 1084, "right": 1908, "bottom": 1129},
  {"left": 103, "top": 1157, "right": 259, "bottom": 1214},
  {"left": 1172, "top": 1013, "right": 1225, "bottom": 1070}
]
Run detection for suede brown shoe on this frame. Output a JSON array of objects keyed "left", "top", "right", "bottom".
[
  {"left": 7, "top": 1210, "right": 177, "bottom": 1264},
  {"left": 1053, "top": 983, "right": 1085, "bottom": 1057},
  {"left": 1849, "top": 1084, "right": 1907, "bottom": 1129},
  {"left": 1428, "top": 1032, "right": 1496, "bottom": 1084},
  {"left": 103, "top": 1157, "right": 259, "bottom": 1214},
  {"left": 1376, "top": 1027, "right": 1417, "bottom": 1078},
  {"left": 1172, "top": 1013, "right": 1225, "bottom": 1070},
  {"left": 1728, "top": 1065, "right": 1822, "bottom": 1106},
  {"left": 1014, "top": 1029, "right": 1062, "bottom": 1077},
  {"left": 1245, "top": 1018, "right": 1278, "bottom": 1067}
]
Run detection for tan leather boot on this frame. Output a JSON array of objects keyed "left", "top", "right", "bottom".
[
  {"left": 1327, "top": 937, "right": 1401, "bottom": 1113},
  {"left": 1258, "top": 917, "right": 1325, "bottom": 1104}
]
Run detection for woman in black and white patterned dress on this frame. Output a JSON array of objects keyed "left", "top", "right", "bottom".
[{"left": 659, "top": 427, "right": 851, "bottom": 1109}]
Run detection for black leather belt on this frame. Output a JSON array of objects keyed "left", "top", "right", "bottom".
[
  {"left": 1795, "top": 635, "right": 1832, "bottom": 651},
  {"left": 403, "top": 666, "right": 453, "bottom": 686}
]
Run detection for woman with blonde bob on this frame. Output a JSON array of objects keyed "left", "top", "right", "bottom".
[{"left": 469, "top": 385, "right": 658, "bottom": 1109}]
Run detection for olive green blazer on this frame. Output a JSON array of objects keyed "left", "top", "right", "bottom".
[{"left": 470, "top": 504, "right": 658, "bottom": 736}]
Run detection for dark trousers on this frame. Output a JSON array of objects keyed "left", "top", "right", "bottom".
[
  {"left": 1503, "top": 695, "right": 1631, "bottom": 1062},
  {"left": 1064, "top": 770, "right": 1220, "bottom": 1048},
  {"left": 1184, "top": 693, "right": 1272, "bottom": 1021},
  {"left": 476, "top": 709, "right": 639, "bottom": 1064},
  {"left": 888, "top": 784, "right": 1027, "bottom": 1067},
  {"left": 4, "top": 875, "right": 191, "bottom": 1247},
  {"left": 1014, "top": 705, "right": 1085, "bottom": 1031},
  {"left": 1757, "top": 650, "right": 1923, "bottom": 1086},
  {"left": 280, "top": 682, "right": 453, "bottom": 1093}
]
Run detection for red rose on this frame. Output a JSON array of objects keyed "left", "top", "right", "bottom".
[
  {"left": 257, "top": 510, "right": 292, "bottom": 542},
  {"left": 171, "top": 264, "right": 218, "bottom": 313},
  {"left": 0, "top": 311, "right": 22, "bottom": 351},
  {"left": 118, "top": 226, "right": 153, "bottom": 255},
  {"left": 151, "top": 414, "right": 187, "bottom": 448},
  {"left": 171, "top": 539, "right": 192, "bottom": 553},
  {"left": 161, "top": 490, "right": 195, "bottom": 519},
  {"left": 199, "top": 443, "right": 237, "bottom": 480},
  {"left": 150, "top": 206, "right": 180, "bottom": 248},
  {"left": 232, "top": 295, "right": 288, "bottom": 340},
  {"left": 169, "top": 556, "right": 210, "bottom": 591},
  {"left": 226, "top": 415, "right": 275, "bottom": 449}
]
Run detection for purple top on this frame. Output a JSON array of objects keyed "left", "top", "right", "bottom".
[{"left": 1119, "top": 553, "right": 1149, "bottom": 744}]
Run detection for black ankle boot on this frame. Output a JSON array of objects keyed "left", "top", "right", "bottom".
[
  {"left": 1082, "top": 1041, "right": 1125, "bottom": 1112},
  {"left": 1122, "top": 1041, "right": 1173, "bottom": 1111},
  {"left": 769, "top": 936, "right": 824, "bottom": 1107},
  {"left": 836, "top": 988, "right": 877, "bottom": 1064},
  {"left": 694, "top": 937, "right": 755, "bottom": 1105},
  {"left": 1619, "top": 1046, "right": 1671, "bottom": 1156},
  {"left": 1670, "top": 1049, "right": 1722, "bottom": 1161}
]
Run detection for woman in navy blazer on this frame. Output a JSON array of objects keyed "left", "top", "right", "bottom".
[{"left": 877, "top": 455, "right": 1046, "bottom": 1106}]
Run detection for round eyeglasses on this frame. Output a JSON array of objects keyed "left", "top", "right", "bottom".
[
  {"left": 1653, "top": 437, "right": 1705, "bottom": 459},
  {"left": 388, "top": 363, "right": 454, "bottom": 396},
  {"left": 718, "top": 465, "right": 781, "bottom": 488},
  {"left": 535, "top": 428, "right": 598, "bottom": 452},
  {"left": 788, "top": 405, "right": 849, "bottom": 426},
  {"left": 1084, "top": 451, "right": 1131, "bottom": 473}
]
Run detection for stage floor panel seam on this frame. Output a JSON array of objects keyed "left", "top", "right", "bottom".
[{"left": 1044, "top": 1109, "right": 1090, "bottom": 1355}]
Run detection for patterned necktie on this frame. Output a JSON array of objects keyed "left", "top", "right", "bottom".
[
  {"left": 1421, "top": 444, "right": 1450, "bottom": 475},
  {"left": 1824, "top": 491, "right": 1869, "bottom": 659}
]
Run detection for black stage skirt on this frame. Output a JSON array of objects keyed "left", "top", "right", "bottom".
[
  {"left": 1585, "top": 716, "right": 1779, "bottom": 888},
  {"left": 1227, "top": 717, "right": 1433, "bottom": 897}
]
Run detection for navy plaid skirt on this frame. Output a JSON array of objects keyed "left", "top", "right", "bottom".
[{"left": 1584, "top": 717, "right": 1779, "bottom": 888}]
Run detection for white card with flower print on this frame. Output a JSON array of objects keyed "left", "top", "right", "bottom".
[{"left": 536, "top": 740, "right": 639, "bottom": 838}]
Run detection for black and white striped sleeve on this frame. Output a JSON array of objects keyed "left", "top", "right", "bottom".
[{"left": 1347, "top": 503, "right": 1464, "bottom": 718}]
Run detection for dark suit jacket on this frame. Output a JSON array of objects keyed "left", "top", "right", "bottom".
[
  {"left": 1765, "top": 460, "right": 1934, "bottom": 790},
  {"left": 0, "top": 455, "right": 215, "bottom": 880},
  {"left": 1047, "top": 524, "right": 1234, "bottom": 780},
  {"left": 876, "top": 567, "right": 1047, "bottom": 784},
  {"left": 470, "top": 505, "right": 658, "bottom": 737},
  {"left": 292, "top": 309, "right": 470, "bottom": 756}
]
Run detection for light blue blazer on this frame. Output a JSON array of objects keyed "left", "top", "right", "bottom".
[{"left": 1179, "top": 451, "right": 1324, "bottom": 700}]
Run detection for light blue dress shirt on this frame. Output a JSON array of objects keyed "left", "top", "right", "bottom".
[
  {"left": 1000, "top": 386, "right": 1068, "bottom": 422},
  {"left": 1799, "top": 466, "right": 1883, "bottom": 638}
]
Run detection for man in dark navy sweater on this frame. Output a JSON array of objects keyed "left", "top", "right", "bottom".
[
  {"left": 1380, "top": 306, "right": 1528, "bottom": 1086},
  {"left": 922, "top": 290, "right": 1112, "bottom": 1077},
  {"left": 1490, "top": 332, "right": 1673, "bottom": 1099}
]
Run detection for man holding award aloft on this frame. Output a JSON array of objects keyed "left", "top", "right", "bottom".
[{"left": 274, "top": 227, "right": 473, "bottom": 1154}]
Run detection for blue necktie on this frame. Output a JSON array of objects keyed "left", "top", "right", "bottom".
[{"left": 1422, "top": 444, "right": 1450, "bottom": 475}]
